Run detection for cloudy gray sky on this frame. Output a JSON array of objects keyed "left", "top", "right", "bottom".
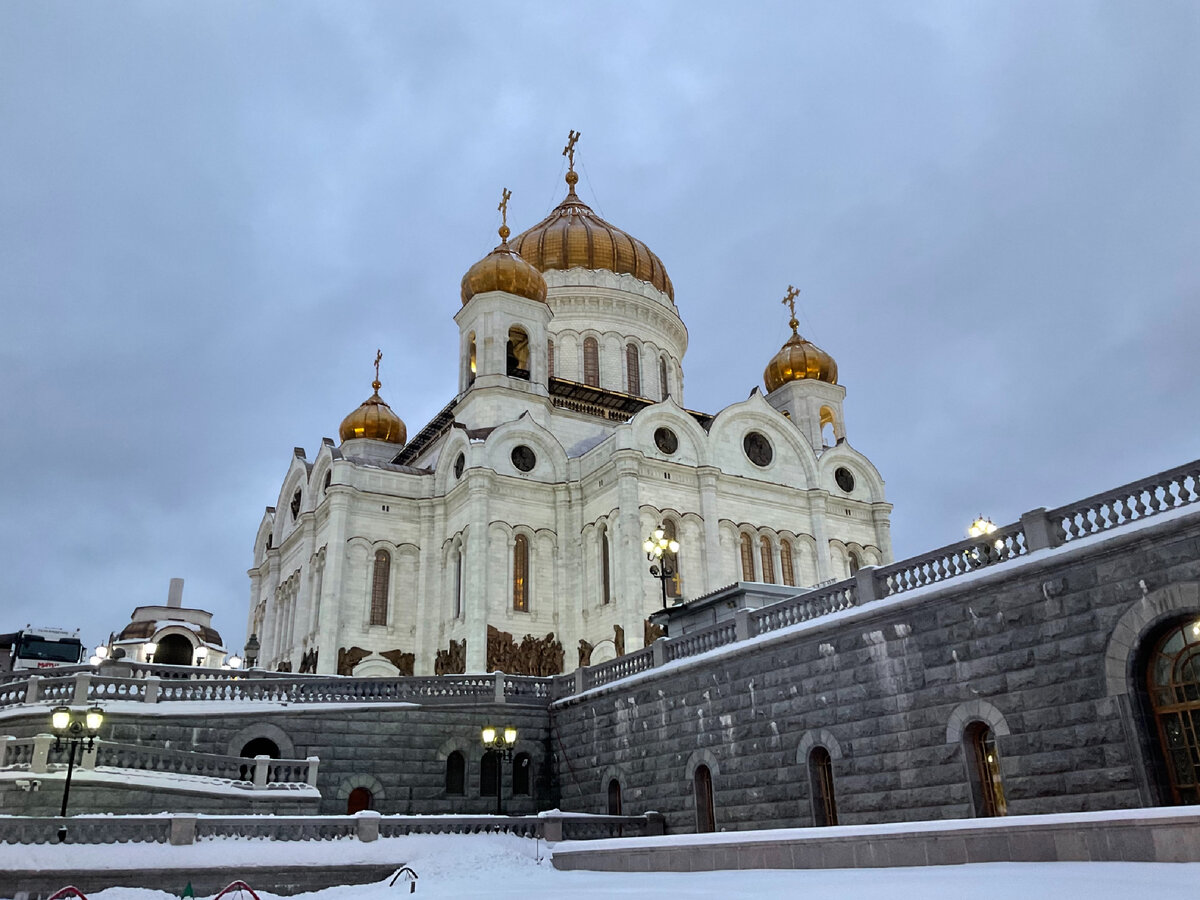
[{"left": 2, "top": 2, "right": 1197, "bottom": 657}]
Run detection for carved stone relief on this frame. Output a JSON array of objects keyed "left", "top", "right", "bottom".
[
  {"left": 298, "top": 648, "right": 318, "bottom": 674},
  {"left": 644, "top": 619, "right": 665, "bottom": 646},
  {"left": 435, "top": 639, "right": 467, "bottom": 676},
  {"left": 487, "top": 625, "right": 564, "bottom": 676},
  {"left": 337, "top": 645, "right": 371, "bottom": 676},
  {"left": 381, "top": 648, "right": 415, "bottom": 676}
]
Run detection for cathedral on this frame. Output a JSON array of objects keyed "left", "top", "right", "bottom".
[{"left": 248, "top": 138, "right": 893, "bottom": 676}]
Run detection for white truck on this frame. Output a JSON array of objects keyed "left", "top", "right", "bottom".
[{"left": 0, "top": 627, "right": 86, "bottom": 672}]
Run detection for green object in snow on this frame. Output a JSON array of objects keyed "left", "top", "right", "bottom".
[{"left": 181, "top": 883, "right": 195, "bottom": 898}]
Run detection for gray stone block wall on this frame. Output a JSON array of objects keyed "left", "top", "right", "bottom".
[{"left": 550, "top": 516, "right": 1200, "bottom": 833}]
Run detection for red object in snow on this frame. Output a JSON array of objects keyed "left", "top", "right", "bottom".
[
  {"left": 47, "top": 889, "right": 88, "bottom": 900},
  {"left": 215, "top": 881, "right": 262, "bottom": 900}
]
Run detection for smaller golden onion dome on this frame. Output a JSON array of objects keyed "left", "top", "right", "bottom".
[
  {"left": 339, "top": 352, "right": 407, "bottom": 444},
  {"left": 460, "top": 188, "right": 548, "bottom": 306},
  {"left": 763, "top": 288, "right": 838, "bottom": 391}
]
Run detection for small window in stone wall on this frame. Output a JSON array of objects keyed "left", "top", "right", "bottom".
[
  {"left": 513, "top": 752, "right": 532, "bottom": 796},
  {"left": 370, "top": 549, "right": 390, "bottom": 626},
  {"left": 781, "top": 539, "right": 795, "bottom": 587},
  {"left": 454, "top": 452, "right": 465, "bottom": 479},
  {"left": 607, "top": 778, "right": 622, "bottom": 815},
  {"left": 626, "top": 343, "right": 641, "bottom": 396},
  {"left": 290, "top": 489, "right": 302, "bottom": 520},
  {"left": 511, "top": 445, "right": 536, "bottom": 472},
  {"left": 481, "top": 750, "right": 500, "bottom": 797},
  {"left": 835, "top": 466, "right": 855, "bottom": 493},
  {"left": 740, "top": 533, "right": 755, "bottom": 581},
  {"left": 583, "top": 337, "right": 600, "bottom": 387},
  {"left": 654, "top": 427, "right": 678, "bottom": 455}
]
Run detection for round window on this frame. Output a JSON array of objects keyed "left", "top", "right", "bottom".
[
  {"left": 743, "top": 431, "right": 773, "bottom": 467},
  {"left": 654, "top": 427, "right": 678, "bottom": 455},
  {"left": 511, "top": 445, "right": 537, "bottom": 473},
  {"left": 835, "top": 466, "right": 855, "bottom": 493},
  {"left": 454, "top": 453, "right": 465, "bottom": 479}
]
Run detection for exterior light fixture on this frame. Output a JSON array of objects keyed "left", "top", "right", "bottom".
[
  {"left": 243, "top": 634, "right": 260, "bottom": 669},
  {"left": 94, "top": 646, "right": 109, "bottom": 660},
  {"left": 644, "top": 522, "right": 681, "bottom": 608},
  {"left": 49, "top": 705, "right": 105, "bottom": 841},
  {"left": 143, "top": 641, "right": 157, "bottom": 662},
  {"left": 227, "top": 655, "right": 242, "bottom": 670},
  {"left": 968, "top": 516, "right": 997, "bottom": 538},
  {"left": 481, "top": 725, "right": 518, "bottom": 816},
  {"left": 194, "top": 646, "right": 209, "bottom": 663}
]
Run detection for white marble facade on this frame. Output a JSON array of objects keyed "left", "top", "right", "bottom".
[{"left": 248, "top": 193, "right": 892, "bottom": 677}]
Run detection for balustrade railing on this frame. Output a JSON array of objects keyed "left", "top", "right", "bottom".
[
  {"left": 875, "top": 522, "right": 1027, "bottom": 598},
  {"left": 1050, "top": 460, "right": 1200, "bottom": 543},
  {"left": 584, "top": 647, "right": 654, "bottom": 690},
  {"left": 664, "top": 620, "right": 738, "bottom": 662},
  {"left": 751, "top": 579, "right": 858, "bottom": 636}
]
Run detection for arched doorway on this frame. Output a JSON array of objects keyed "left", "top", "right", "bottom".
[
  {"left": 154, "top": 633, "right": 194, "bottom": 666},
  {"left": 346, "top": 787, "right": 372, "bottom": 814},
  {"left": 964, "top": 721, "right": 1007, "bottom": 816},
  {"left": 808, "top": 746, "right": 838, "bottom": 826},
  {"left": 607, "top": 778, "right": 622, "bottom": 816},
  {"left": 1148, "top": 619, "right": 1200, "bottom": 804},
  {"left": 693, "top": 764, "right": 715, "bottom": 833}
]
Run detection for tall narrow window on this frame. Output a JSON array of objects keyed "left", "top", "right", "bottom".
[
  {"left": 547, "top": 339, "right": 555, "bottom": 378},
  {"left": 607, "top": 778, "right": 622, "bottom": 815},
  {"left": 1148, "top": 620, "right": 1200, "bottom": 804},
  {"left": 848, "top": 550, "right": 862, "bottom": 575},
  {"left": 694, "top": 764, "right": 715, "bottom": 833},
  {"left": 445, "top": 751, "right": 465, "bottom": 795},
  {"left": 965, "top": 721, "right": 1007, "bottom": 816},
  {"left": 663, "top": 519, "right": 681, "bottom": 599},
  {"left": 507, "top": 327, "right": 530, "bottom": 379},
  {"left": 513, "top": 534, "right": 529, "bottom": 612},
  {"left": 468, "top": 335, "right": 477, "bottom": 385},
  {"left": 781, "top": 539, "right": 796, "bottom": 587},
  {"left": 481, "top": 750, "right": 500, "bottom": 797},
  {"left": 809, "top": 746, "right": 838, "bottom": 826},
  {"left": 740, "top": 533, "right": 755, "bottom": 581},
  {"left": 626, "top": 343, "right": 641, "bottom": 395},
  {"left": 760, "top": 536, "right": 775, "bottom": 584},
  {"left": 370, "top": 549, "right": 390, "bottom": 626},
  {"left": 453, "top": 548, "right": 463, "bottom": 619},
  {"left": 601, "top": 531, "right": 611, "bottom": 605},
  {"left": 513, "top": 753, "right": 531, "bottom": 796},
  {"left": 659, "top": 356, "right": 669, "bottom": 400},
  {"left": 583, "top": 337, "right": 600, "bottom": 387}
]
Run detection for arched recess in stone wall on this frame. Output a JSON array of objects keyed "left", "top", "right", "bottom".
[
  {"left": 336, "top": 773, "right": 386, "bottom": 805},
  {"left": 225, "top": 722, "right": 296, "bottom": 760},
  {"left": 944, "top": 699, "right": 1011, "bottom": 745},
  {"left": 796, "top": 728, "right": 843, "bottom": 765},
  {"left": 1103, "top": 580, "right": 1200, "bottom": 806},
  {"left": 684, "top": 747, "right": 721, "bottom": 781}
]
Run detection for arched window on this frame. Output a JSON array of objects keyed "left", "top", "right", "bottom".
[
  {"left": 808, "top": 746, "right": 838, "bottom": 826},
  {"left": 964, "top": 721, "right": 1007, "bottom": 816},
  {"left": 370, "top": 549, "right": 390, "bottom": 626},
  {"left": 601, "top": 530, "right": 611, "bottom": 606},
  {"left": 513, "top": 752, "right": 532, "bottom": 796},
  {"left": 583, "top": 337, "right": 600, "bottom": 387},
  {"left": 663, "top": 519, "right": 681, "bottom": 599},
  {"left": 513, "top": 534, "right": 529, "bottom": 612},
  {"left": 468, "top": 334, "right": 477, "bottom": 385},
  {"left": 659, "top": 356, "right": 669, "bottom": 400},
  {"left": 445, "top": 751, "right": 465, "bottom": 795},
  {"left": 547, "top": 339, "right": 555, "bottom": 378},
  {"left": 760, "top": 536, "right": 775, "bottom": 584},
  {"left": 507, "top": 327, "right": 530, "bottom": 379},
  {"left": 626, "top": 343, "right": 641, "bottom": 395},
  {"left": 740, "top": 533, "right": 755, "bottom": 582},
  {"left": 240, "top": 738, "right": 280, "bottom": 760},
  {"left": 346, "top": 787, "right": 372, "bottom": 814},
  {"left": 848, "top": 550, "right": 862, "bottom": 576},
  {"left": 1147, "top": 620, "right": 1200, "bottom": 804},
  {"left": 481, "top": 750, "right": 500, "bottom": 797},
  {"left": 154, "top": 633, "right": 194, "bottom": 666},
  {"left": 781, "top": 539, "right": 796, "bottom": 587},
  {"left": 607, "top": 778, "right": 622, "bottom": 815},
  {"left": 453, "top": 548, "right": 463, "bottom": 619},
  {"left": 694, "top": 764, "right": 715, "bottom": 833}
]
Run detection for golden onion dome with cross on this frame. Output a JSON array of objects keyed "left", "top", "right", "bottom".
[
  {"left": 339, "top": 351, "right": 407, "bottom": 444},
  {"left": 508, "top": 130, "right": 675, "bottom": 301},
  {"left": 763, "top": 286, "right": 838, "bottom": 391},
  {"left": 461, "top": 188, "right": 549, "bottom": 306}
]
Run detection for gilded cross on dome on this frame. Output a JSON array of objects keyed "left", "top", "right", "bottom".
[
  {"left": 498, "top": 187, "right": 512, "bottom": 241},
  {"left": 781, "top": 285, "right": 800, "bottom": 333},
  {"left": 562, "top": 130, "right": 580, "bottom": 171},
  {"left": 373, "top": 349, "right": 383, "bottom": 392}
]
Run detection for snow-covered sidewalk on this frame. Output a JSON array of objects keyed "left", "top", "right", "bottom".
[{"left": 2, "top": 832, "right": 1198, "bottom": 900}]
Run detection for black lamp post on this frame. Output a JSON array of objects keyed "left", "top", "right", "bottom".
[
  {"left": 50, "top": 705, "right": 104, "bottom": 842},
  {"left": 644, "top": 523, "right": 681, "bottom": 608},
  {"left": 481, "top": 725, "right": 517, "bottom": 816},
  {"left": 243, "top": 633, "right": 260, "bottom": 669}
]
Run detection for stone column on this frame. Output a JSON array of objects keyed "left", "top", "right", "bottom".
[
  {"left": 810, "top": 493, "right": 833, "bottom": 583},
  {"left": 464, "top": 478, "right": 492, "bottom": 673},
  {"left": 315, "top": 491, "right": 350, "bottom": 674},
  {"left": 697, "top": 468, "right": 723, "bottom": 594},
  {"left": 613, "top": 456, "right": 644, "bottom": 646},
  {"left": 414, "top": 502, "right": 437, "bottom": 675},
  {"left": 872, "top": 505, "right": 895, "bottom": 563}
]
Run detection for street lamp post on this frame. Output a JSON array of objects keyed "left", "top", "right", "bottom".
[
  {"left": 643, "top": 524, "right": 680, "bottom": 608},
  {"left": 480, "top": 725, "right": 517, "bottom": 816},
  {"left": 50, "top": 705, "right": 104, "bottom": 842}
]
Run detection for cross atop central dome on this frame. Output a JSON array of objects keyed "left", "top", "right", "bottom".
[{"left": 510, "top": 135, "right": 674, "bottom": 301}]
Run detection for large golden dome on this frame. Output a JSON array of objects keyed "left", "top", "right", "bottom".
[
  {"left": 339, "top": 364, "right": 406, "bottom": 444},
  {"left": 510, "top": 171, "right": 674, "bottom": 301},
  {"left": 764, "top": 328, "right": 838, "bottom": 392}
]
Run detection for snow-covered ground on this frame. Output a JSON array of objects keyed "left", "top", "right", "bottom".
[{"left": 3, "top": 833, "right": 1197, "bottom": 900}]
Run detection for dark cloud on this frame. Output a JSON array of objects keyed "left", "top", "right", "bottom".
[{"left": 2, "top": 2, "right": 1197, "bottom": 651}]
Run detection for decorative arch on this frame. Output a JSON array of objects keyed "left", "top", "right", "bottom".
[
  {"left": 1105, "top": 581, "right": 1200, "bottom": 697},
  {"left": 225, "top": 722, "right": 296, "bottom": 760},
  {"left": 796, "top": 729, "right": 843, "bottom": 764},
  {"left": 684, "top": 747, "right": 721, "bottom": 781},
  {"left": 945, "top": 699, "right": 1011, "bottom": 744},
  {"left": 335, "top": 773, "right": 385, "bottom": 805}
]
